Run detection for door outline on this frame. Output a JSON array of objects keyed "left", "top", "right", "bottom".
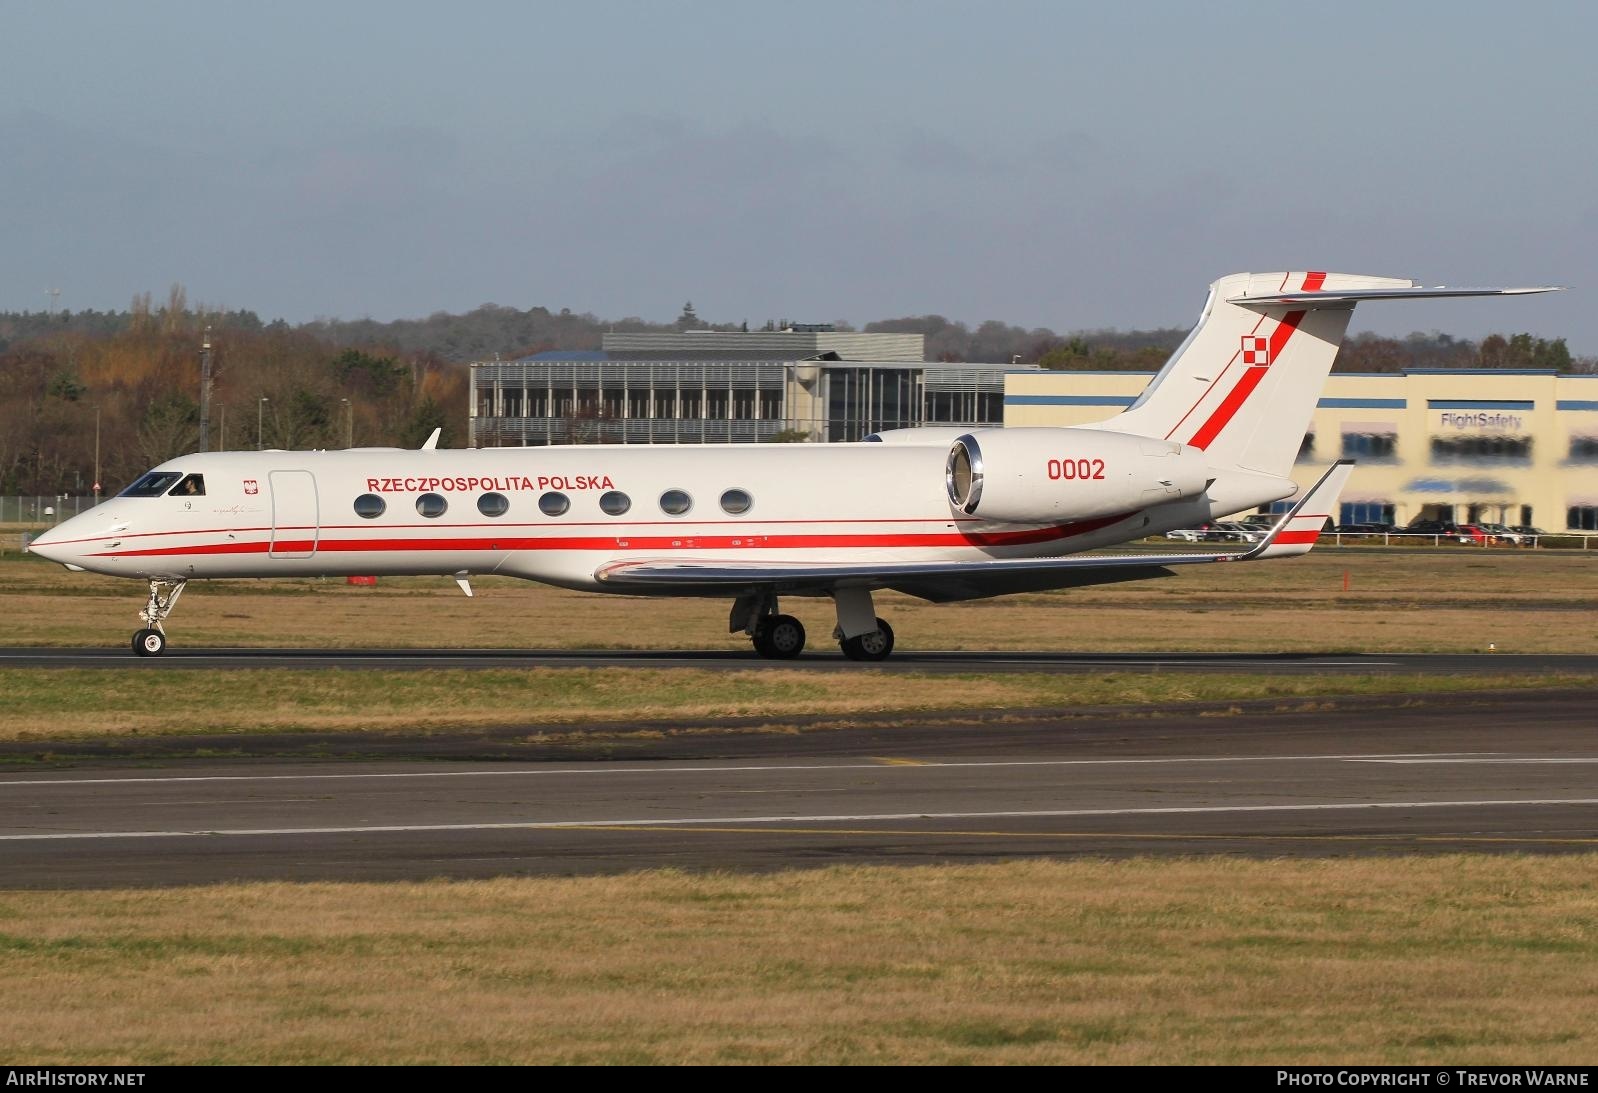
[{"left": 268, "top": 470, "right": 319, "bottom": 558}]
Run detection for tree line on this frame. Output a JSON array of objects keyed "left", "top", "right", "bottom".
[
  {"left": 0, "top": 288, "right": 461, "bottom": 496},
  {"left": 0, "top": 288, "right": 1587, "bottom": 496}
]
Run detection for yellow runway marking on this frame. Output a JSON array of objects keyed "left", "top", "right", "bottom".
[{"left": 869, "top": 757, "right": 927, "bottom": 767}]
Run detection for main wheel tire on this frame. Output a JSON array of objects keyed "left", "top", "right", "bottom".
[
  {"left": 753, "top": 614, "right": 806, "bottom": 659},
  {"left": 840, "top": 617, "right": 894, "bottom": 662},
  {"left": 132, "top": 628, "right": 167, "bottom": 657}
]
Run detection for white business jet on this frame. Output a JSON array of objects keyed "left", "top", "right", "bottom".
[{"left": 28, "top": 271, "right": 1555, "bottom": 659}]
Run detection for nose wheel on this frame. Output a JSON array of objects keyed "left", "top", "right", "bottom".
[
  {"left": 132, "top": 579, "right": 186, "bottom": 657},
  {"left": 132, "top": 628, "right": 167, "bottom": 657}
]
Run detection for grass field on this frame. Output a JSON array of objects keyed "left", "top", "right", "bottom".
[
  {"left": 5, "top": 548, "right": 1594, "bottom": 1066},
  {"left": 0, "top": 857, "right": 1593, "bottom": 1065},
  {"left": 6, "top": 548, "right": 1598, "bottom": 654},
  {"left": 0, "top": 666, "right": 1590, "bottom": 742}
]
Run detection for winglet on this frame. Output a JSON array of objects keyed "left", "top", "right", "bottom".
[
  {"left": 1238, "top": 460, "right": 1355, "bottom": 560},
  {"left": 420, "top": 427, "right": 442, "bottom": 451}
]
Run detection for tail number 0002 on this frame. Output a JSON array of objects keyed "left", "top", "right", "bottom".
[{"left": 1047, "top": 458, "right": 1105, "bottom": 481}]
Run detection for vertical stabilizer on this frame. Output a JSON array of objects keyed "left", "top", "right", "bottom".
[{"left": 1090, "top": 271, "right": 1410, "bottom": 478}]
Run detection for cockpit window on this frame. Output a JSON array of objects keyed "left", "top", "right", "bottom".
[
  {"left": 168, "top": 474, "right": 206, "bottom": 497},
  {"left": 119, "top": 471, "right": 182, "bottom": 498}
]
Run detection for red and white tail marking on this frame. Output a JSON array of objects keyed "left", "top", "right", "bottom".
[{"left": 1245, "top": 461, "right": 1355, "bottom": 560}]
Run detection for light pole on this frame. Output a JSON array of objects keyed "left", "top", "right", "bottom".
[
  {"left": 341, "top": 398, "right": 352, "bottom": 448},
  {"left": 92, "top": 407, "right": 101, "bottom": 504},
  {"left": 199, "top": 328, "right": 213, "bottom": 452},
  {"left": 258, "top": 397, "right": 269, "bottom": 450},
  {"left": 219, "top": 402, "right": 227, "bottom": 451}
]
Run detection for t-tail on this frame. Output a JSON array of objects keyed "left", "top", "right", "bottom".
[{"left": 1085, "top": 271, "right": 1559, "bottom": 511}]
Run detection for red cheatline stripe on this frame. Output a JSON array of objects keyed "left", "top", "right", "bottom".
[
  {"left": 89, "top": 513, "right": 1139, "bottom": 559},
  {"left": 37, "top": 515, "right": 994, "bottom": 550},
  {"left": 1273, "top": 530, "right": 1322, "bottom": 545},
  {"left": 1301, "top": 271, "right": 1327, "bottom": 292},
  {"left": 1185, "top": 310, "right": 1305, "bottom": 450}
]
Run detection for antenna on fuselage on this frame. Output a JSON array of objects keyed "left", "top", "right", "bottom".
[{"left": 420, "top": 427, "right": 441, "bottom": 451}]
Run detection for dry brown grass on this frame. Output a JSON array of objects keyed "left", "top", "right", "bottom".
[
  {"left": 0, "top": 856, "right": 1592, "bottom": 1064},
  {"left": 8, "top": 548, "right": 1597, "bottom": 654}
]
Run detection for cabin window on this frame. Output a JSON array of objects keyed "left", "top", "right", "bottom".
[
  {"left": 119, "top": 471, "right": 182, "bottom": 498},
  {"left": 720, "top": 488, "right": 752, "bottom": 515},
  {"left": 538, "top": 491, "right": 570, "bottom": 517},
  {"left": 599, "top": 491, "right": 631, "bottom": 516},
  {"left": 477, "top": 492, "right": 510, "bottom": 517},
  {"left": 168, "top": 474, "right": 206, "bottom": 497},
  {"left": 659, "top": 489, "right": 692, "bottom": 516},
  {"left": 415, "top": 493, "right": 448, "bottom": 518},
  {"left": 353, "top": 494, "right": 386, "bottom": 519}
]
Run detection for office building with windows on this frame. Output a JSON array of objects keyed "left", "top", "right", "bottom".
[
  {"left": 1004, "top": 369, "right": 1598, "bottom": 531},
  {"left": 470, "top": 328, "right": 1029, "bottom": 447}
]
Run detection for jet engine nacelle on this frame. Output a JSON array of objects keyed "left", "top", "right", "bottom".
[{"left": 946, "top": 428, "right": 1209, "bottom": 522}]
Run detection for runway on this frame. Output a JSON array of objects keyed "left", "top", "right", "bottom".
[
  {"left": 3, "top": 647, "right": 1596, "bottom": 675},
  {"left": 2, "top": 690, "right": 1593, "bottom": 887}
]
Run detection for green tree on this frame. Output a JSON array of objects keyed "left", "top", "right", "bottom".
[
  {"left": 402, "top": 396, "right": 448, "bottom": 448},
  {"left": 137, "top": 394, "right": 199, "bottom": 466}
]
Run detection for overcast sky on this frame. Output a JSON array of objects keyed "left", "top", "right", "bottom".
[{"left": 3, "top": 1, "right": 1592, "bottom": 349}]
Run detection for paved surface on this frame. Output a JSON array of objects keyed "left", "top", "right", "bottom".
[
  {"left": 2, "top": 647, "right": 1595, "bottom": 675},
  {"left": 1, "top": 690, "right": 1593, "bottom": 888}
]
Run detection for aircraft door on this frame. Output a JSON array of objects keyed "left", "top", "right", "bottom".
[{"left": 268, "top": 470, "right": 319, "bottom": 558}]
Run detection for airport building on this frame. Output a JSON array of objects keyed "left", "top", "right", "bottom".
[
  {"left": 469, "top": 329, "right": 1029, "bottom": 447},
  {"left": 468, "top": 327, "right": 1598, "bottom": 531},
  {"left": 1004, "top": 369, "right": 1598, "bottom": 531}
]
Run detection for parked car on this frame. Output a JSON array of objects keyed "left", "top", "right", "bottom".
[
  {"left": 1452, "top": 523, "right": 1491, "bottom": 545},
  {"left": 1479, "top": 523, "right": 1525, "bottom": 545},
  {"left": 1333, "top": 522, "right": 1393, "bottom": 535},
  {"left": 1165, "top": 521, "right": 1261, "bottom": 544},
  {"left": 1403, "top": 520, "right": 1455, "bottom": 536},
  {"left": 1207, "top": 521, "right": 1266, "bottom": 543},
  {"left": 1510, "top": 525, "right": 1547, "bottom": 540}
]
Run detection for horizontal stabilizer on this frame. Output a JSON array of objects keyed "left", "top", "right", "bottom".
[{"left": 1227, "top": 285, "right": 1561, "bottom": 308}]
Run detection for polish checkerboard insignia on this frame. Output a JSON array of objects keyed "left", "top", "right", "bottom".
[{"left": 1241, "top": 334, "right": 1271, "bottom": 367}]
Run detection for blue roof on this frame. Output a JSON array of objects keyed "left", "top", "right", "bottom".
[{"left": 517, "top": 350, "right": 609, "bottom": 362}]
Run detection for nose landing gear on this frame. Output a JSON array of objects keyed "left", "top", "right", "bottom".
[{"left": 132, "top": 579, "right": 186, "bottom": 657}]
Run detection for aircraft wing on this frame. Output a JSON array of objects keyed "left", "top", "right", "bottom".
[{"left": 595, "top": 462, "right": 1354, "bottom": 604}]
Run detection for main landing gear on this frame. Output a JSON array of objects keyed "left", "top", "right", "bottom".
[
  {"left": 731, "top": 587, "right": 896, "bottom": 662},
  {"left": 131, "top": 579, "right": 185, "bottom": 657}
]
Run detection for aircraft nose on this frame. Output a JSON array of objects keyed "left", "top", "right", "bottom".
[{"left": 26, "top": 526, "right": 72, "bottom": 564}]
